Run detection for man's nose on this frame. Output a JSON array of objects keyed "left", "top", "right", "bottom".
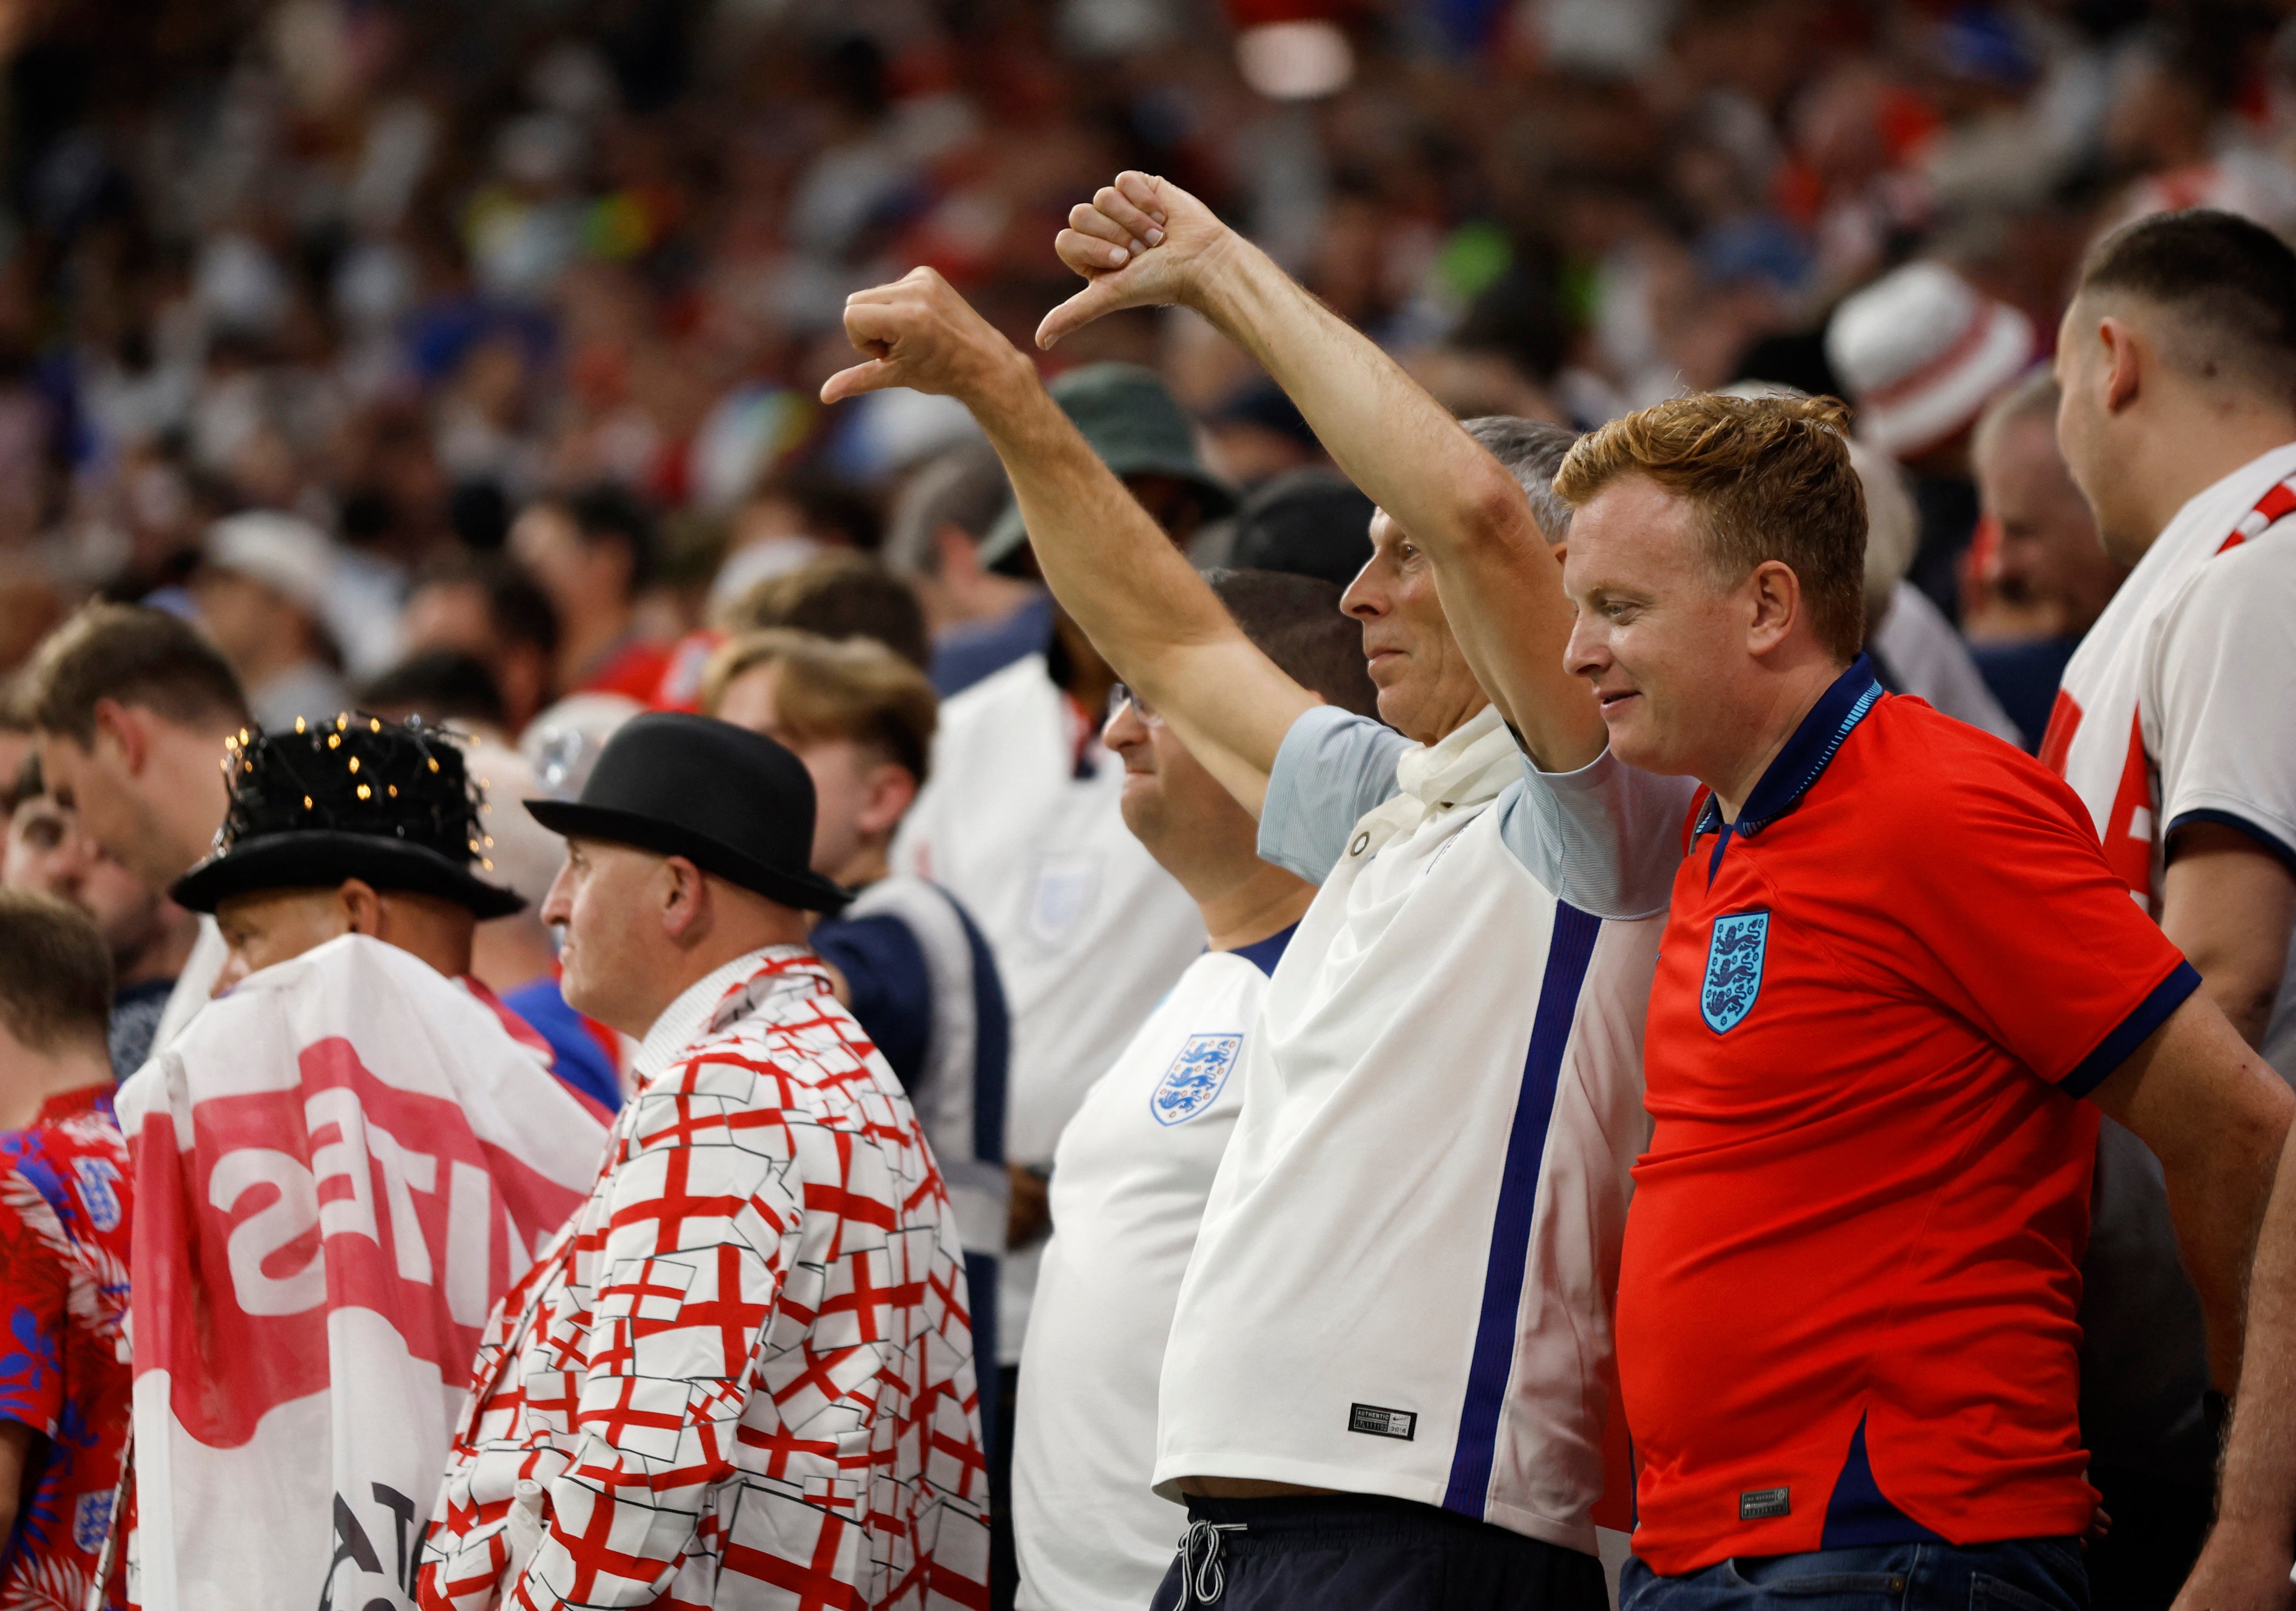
[{"left": 1563, "top": 615, "right": 1605, "bottom": 678}]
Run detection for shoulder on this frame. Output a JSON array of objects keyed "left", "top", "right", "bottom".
[
  {"left": 939, "top": 653, "right": 1050, "bottom": 729},
  {"left": 1843, "top": 695, "right": 2095, "bottom": 846}
]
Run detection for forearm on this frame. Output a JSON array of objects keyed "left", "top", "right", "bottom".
[
  {"left": 2096, "top": 993, "right": 2295, "bottom": 1388},
  {"left": 1185, "top": 236, "right": 1602, "bottom": 767},
  {"left": 2216, "top": 1127, "right": 2296, "bottom": 1540},
  {"left": 967, "top": 357, "right": 1310, "bottom": 798}
]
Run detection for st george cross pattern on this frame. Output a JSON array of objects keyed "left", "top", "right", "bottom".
[{"left": 419, "top": 949, "right": 990, "bottom": 1611}]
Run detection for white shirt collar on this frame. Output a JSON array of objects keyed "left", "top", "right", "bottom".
[{"left": 631, "top": 944, "right": 812, "bottom": 1082}]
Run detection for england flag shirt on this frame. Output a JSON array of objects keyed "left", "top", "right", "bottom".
[
  {"left": 1152, "top": 703, "right": 1660, "bottom": 1552},
  {"left": 1013, "top": 927, "right": 1291, "bottom": 1611}
]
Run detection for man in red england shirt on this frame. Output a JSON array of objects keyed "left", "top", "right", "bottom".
[
  {"left": 1521, "top": 394, "right": 2288, "bottom": 1611},
  {"left": 0, "top": 891, "right": 133, "bottom": 1611}
]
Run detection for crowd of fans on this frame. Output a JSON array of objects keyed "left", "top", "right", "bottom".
[{"left": 0, "top": 0, "right": 2292, "bottom": 1609}]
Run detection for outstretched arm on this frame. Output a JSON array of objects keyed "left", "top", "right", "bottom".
[
  {"left": 1044, "top": 172, "right": 1605, "bottom": 771},
  {"left": 821, "top": 269, "right": 1313, "bottom": 816}
]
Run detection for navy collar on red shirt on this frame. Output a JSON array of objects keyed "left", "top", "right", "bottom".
[{"left": 1696, "top": 655, "right": 1884, "bottom": 868}]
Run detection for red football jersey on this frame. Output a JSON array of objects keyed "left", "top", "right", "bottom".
[{"left": 1618, "top": 661, "right": 2197, "bottom": 1575}]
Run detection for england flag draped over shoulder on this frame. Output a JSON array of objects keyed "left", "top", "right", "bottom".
[{"left": 118, "top": 935, "right": 607, "bottom": 1611}]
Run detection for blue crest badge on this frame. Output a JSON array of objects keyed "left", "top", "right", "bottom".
[
  {"left": 73, "top": 1489, "right": 112, "bottom": 1553},
  {"left": 1701, "top": 911, "right": 1770, "bottom": 1034},
  {"left": 1151, "top": 1034, "right": 1243, "bottom": 1126},
  {"left": 73, "top": 1158, "right": 122, "bottom": 1233}
]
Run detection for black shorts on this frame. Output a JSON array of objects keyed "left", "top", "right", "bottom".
[{"left": 1147, "top": 1493, "right": 1610, "bottom": 1611}]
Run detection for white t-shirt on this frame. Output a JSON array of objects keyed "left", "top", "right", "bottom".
[
  {"left": 2051, "top": 438, "right": 2296, "bottom": 1073},
  {"left": 1012, "top": 929, "right": 1291, "bottom": 1611},
  {"left": 892, "top": 653, "right": 1205, "bottom": 1360},
  {"left": 1153, "top": 704, "right": 1661, "bottom": 1552}
]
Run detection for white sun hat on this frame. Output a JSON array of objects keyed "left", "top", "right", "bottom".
[
  {"left": 203, "top": 510, "right": 339, "bottom": 619},
  {"left": 1825, "top": 261, "right": 2036, "bottom": 460}
]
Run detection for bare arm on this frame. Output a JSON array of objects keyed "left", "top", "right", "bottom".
[
  {"left": 821, "top": 269, "right": 1312, "bottom": 817},
  {"left": 1042, "top": 172, "right": 1606, "bottom": 771},
  {"left": 2089, "top": 990, "right": 2294, "bottom": 1390},
  {"left": 2172, "top": 1123, "right": 2296, "bottom": 1611},
  {"left": 0, "top": 1419, "right": 33, "bottom": 1550},
  {"left": 2162, "top": 825, "right": 2296, "bottom": 1048}
]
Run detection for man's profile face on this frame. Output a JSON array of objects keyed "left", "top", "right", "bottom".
[
  {"left": 1342, "top": 510, "right": 1489, "bottom": 745},
  {"left": 1974, "top": 413, "right": 2123, "bottom": 637},
  {"left": 1103, "top": 688, "right": 1250, "bottom": 868},
  {"left": 1562, "top": 476, "right": 1748, "bottom": 777},
  {"left": 34, "top": 728, "right": 174, "bottom": 893},
  {"left": 212, "top": 886, "right": 353, "bottom": 995},
  {"left": 538, "top": 837, "right": 662, "bottom": 1034},
  {"left": 2051, "top": 301, "right": 2125, "bottom": 554},
  {"left": 713, "top": 663, "right": 882, "bottom": 878}
]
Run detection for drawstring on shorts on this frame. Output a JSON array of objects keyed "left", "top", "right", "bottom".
[{"left": 1175, "top": 1518, "right": 1246, "bottom": 1607}]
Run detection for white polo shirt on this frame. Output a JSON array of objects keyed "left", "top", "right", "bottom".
[
  {"left": 1013, "top": 926, "right": 1292, "bottom": 1611},
  {"left": 891, "top": 652, "right": 1205, "bottom": 1360},
  {"left": 1153, "top": 704, "right": 1661, "bottom": 1552}
]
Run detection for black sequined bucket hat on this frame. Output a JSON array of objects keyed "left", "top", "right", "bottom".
[{"left": 171, "top": 713, "right": 525, "bottom": 919}]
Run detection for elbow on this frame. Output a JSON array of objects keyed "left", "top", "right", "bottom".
[{"left": 1454, "top": 464, "right": 1541, "bottom": 559}]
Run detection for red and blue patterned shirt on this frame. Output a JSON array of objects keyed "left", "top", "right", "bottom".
[{"left": 0, "top": 1085, "right": 131, "bottom": 1611}]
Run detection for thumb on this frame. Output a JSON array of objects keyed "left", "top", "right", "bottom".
[
  {"left": 820, "top": 357, "right": 900, "bottom": 405},
  {"left": 1035, "top": 278, "right": 1135, "bottom": 352}
]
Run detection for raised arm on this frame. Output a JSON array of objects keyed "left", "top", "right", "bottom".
[
  {"left": 821, "top": 269, "right": 1313, "bottom": 817},
  {"left": 1042, "top": 171, "right": 1605, "bottom": 771}
]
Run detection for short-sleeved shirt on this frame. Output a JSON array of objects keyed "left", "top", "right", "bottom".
[
  {"left": 1155, "top": 703, "right": 1659, "bottom": 1551},
  {"left": 1014, "top": 927, "right": 1291, "bottom": 1611},
  {"left": 1516, "top": 656, "right": 2198, "bottom": 1574},
  {"left": 0, "top": 1085, "right": 131, "bottom": 1610}
]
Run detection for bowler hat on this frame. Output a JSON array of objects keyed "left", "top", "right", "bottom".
[
  {"left": 172, "top": 713, "right": 526, "bottom": 919},
  {"left": 523, "top": 711, "right": 851, "bottom": 914},
  {"left": 976, "top": 363, "right": 1235, "bottom": 570}
]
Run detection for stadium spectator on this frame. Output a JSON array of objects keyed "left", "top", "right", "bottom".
[
  {"left": 508, "top": 484, "right": 667, "bottom": 702},
  {"left": 2048, "top": 209, "right": 2296, "bottom": 1610},
  {"left": 1011, "top": 567, "right": 1376, "bottom": 1611},
  {"left": 885, "top": 358, "right": 1215, "bottom": 1601},
  {"left": 701, "top": 626, "right": 1010, "bottom": 1376},
  {"left": 423, "top": 712, "right": 989, "bottom": 1607},
  {"left": 1967, "top": 373, "right": 2126, "bottom": 751},
  {"left": 829, "top": 259, "right": 1661, "bottom": 1610},
  {"left": 5, "top": 754, "right": 198, "bottom": 1078},
  {"left": 18, "top": 604, "right": 252, "bottom": 1049},
  {"left": 398, "top": 553, "right": 561, "bottom": 736},
  {"left": 190, "top": 512, "right": 353, "bottom": 732},
  {"left": 0, "top": 889, "right": 130, "bottom": 1610}
]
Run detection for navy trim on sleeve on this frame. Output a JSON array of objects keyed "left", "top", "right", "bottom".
[
  {"left": 2060, "top": 960, "right": 2203, "bottom": 1100},
  {"left": 2165, "top": 809, "right": 2296, "bottom": 883}
]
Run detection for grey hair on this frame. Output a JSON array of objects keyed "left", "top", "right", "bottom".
[
  {"left": 1970, "top": 367, "right": 2060, "bottom": 468},
  {"left": 881, "top": 441, "right": 1012, "bottom": 579},
  {"left": 1462, "top": 415, "right": 1581, "bottom": 541}
]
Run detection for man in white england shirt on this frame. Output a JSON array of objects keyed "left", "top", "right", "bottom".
[
  {"left": 1012, "top": 569, "right": 1378, "bottom": 1611},
  {"left": 2044, "top": 211, "right": 2296, "bottom": 1611},
  {"left": 822, "top": 192, "right": 1659, "bottom": 1607}
]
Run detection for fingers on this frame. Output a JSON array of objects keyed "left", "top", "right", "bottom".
[
  {"left": 1091, "top": 179, "right": 1164, "bottom": 249},
  {"left": 819, "top": 358, "right": 898, "bottom": 405},
  {"left": 1037, "top": 280, "right": 1130, "bottom": 351},
  {"left": 1056, "top": 226, "right": 1131, "bottom": 277}
]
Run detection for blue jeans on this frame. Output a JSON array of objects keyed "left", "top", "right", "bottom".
[{"left": 1621, "top": 1538, "right": 2089, "bottom": 1611}]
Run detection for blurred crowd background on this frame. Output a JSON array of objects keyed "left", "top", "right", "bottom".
[{"left": 0, "top": 0, "right": 2276, "bottom": 741}]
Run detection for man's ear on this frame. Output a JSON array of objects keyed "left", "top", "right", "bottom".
[
  {"left": 660, "top": 855, "right": 708, "bottom": 945},
  {"left": 856, "top": 764, "right": 918, "bottom": 841},
  {"left": 336, "top": 879, "right": 384, "bottom": 938},
  {"left": 90, "top": 699, "right": 148, "bottom": 775},
  {"left": 1746, "top": 559, "right": 1803, "bottom": 655},
  {"left": 2098, "top": 316, "right": 2143, "bottom": 415}
]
